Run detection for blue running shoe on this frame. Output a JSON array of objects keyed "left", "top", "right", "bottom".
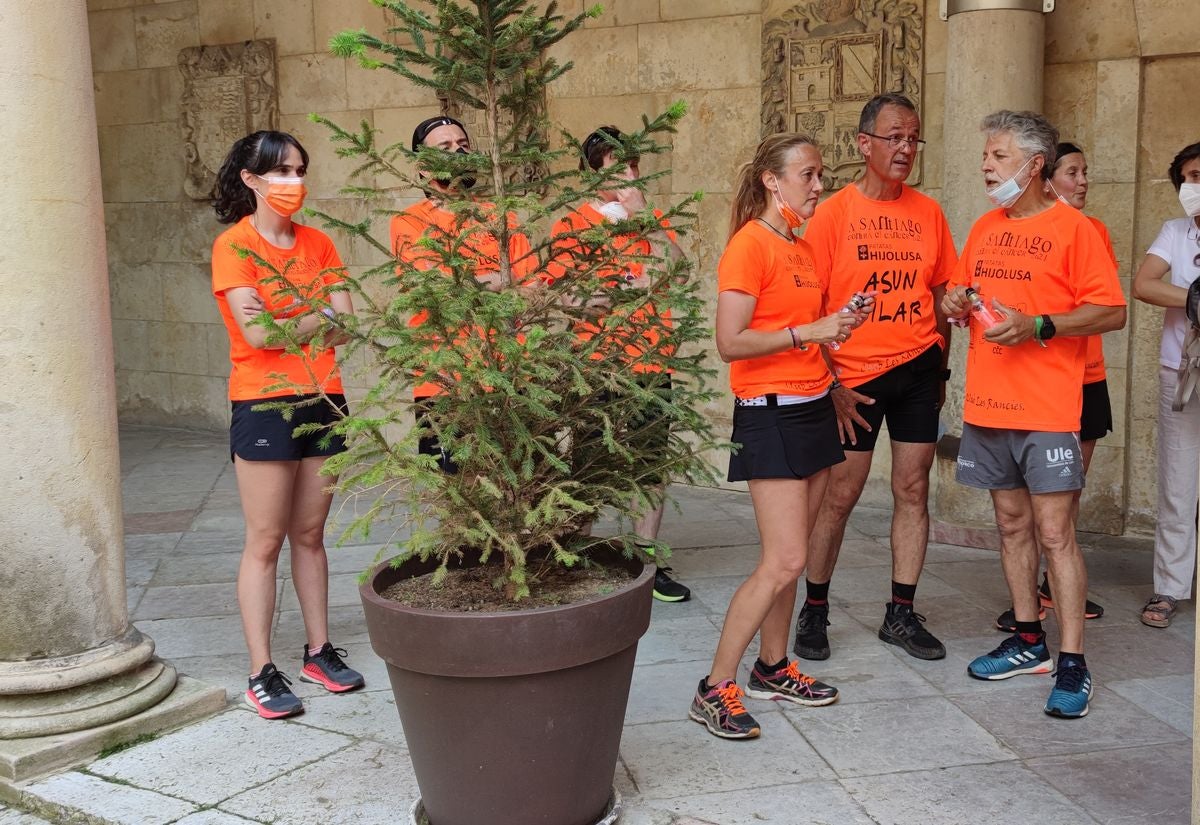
[
  {"left": 1045, "top": 665, "right": 1092, "bottom": 718},
  {"left": 967, "top": 634, "right": 1053, "bottom": 680}
]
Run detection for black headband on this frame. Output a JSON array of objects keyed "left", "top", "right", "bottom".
[{"left": 412, "top": 116, "right": 468, "bottom": 151}]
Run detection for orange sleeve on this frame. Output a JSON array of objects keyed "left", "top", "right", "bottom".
[
  {"left": 717, "top": 230, "right": 766, "bottom": 297},
  {"left": 1069, "top": 217, "right": 1125, "bottom": 308},
  {"left": 931, "top": 207, "right": 958, "bottom": 288},
  {"left": 316, "top": 231, "right": 346, "bottom": 286},
  {"left": 508, "top": 226, "right": 536, "bottom": 282},
  {"left": 1087, "top": 216, "right": 1119, "bottom": 268},
  {"left": 545, "top": 215, "right": 579, "bottom": 284},
  {"left": 211, "top": 228, "right": 258, "bottom": 297}
]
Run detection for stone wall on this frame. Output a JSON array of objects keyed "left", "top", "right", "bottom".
[{"left": 88, "top": 0, "right": 1199, "bottom": 535}]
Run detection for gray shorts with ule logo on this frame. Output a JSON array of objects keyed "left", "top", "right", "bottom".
[{"left": 955, "top": 422, "right": 1084, "bottom": 494}]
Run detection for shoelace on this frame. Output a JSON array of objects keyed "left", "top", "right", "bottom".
[
  {"left": 1055, "top": 666, "right": 1088, "bottom": 693},
  {"left": 716, "top": 683, "right": 750, "bottom": 716},
  {"left": 782, "top": 661, "right": 816, "bottom": 688},
  {"left": 259, "top": 668, "right": 294, "bottom": 699},
  {"left": 994, "top": 635, "right": 1029, "bottom": 657},
  {"left": 314, "top": 646, "right": 351, "bottom": 673}
]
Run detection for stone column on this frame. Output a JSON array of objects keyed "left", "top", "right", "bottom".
[
  {"left": 0, "top": 0, "right": 220, "bottom": 778},
  {"left": 932, "top": 0, "right": 1049, "bottom": 529},
  {"left": 941, "top": 0, "right": 1048, "bottom": 242}
]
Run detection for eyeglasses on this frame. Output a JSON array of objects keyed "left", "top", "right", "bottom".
[{"left": 862, "top": 132, "right": 926, "bottom": 150}]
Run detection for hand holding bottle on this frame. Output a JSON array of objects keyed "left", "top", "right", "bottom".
[{"left": 826, "top": 291, "right": 875, "bottom": 350}]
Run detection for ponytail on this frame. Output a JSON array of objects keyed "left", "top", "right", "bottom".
[{"left": 729, "top": 133, "right": 817, "bottom": 239}]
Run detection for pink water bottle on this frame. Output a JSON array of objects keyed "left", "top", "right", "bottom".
[
  {"left": 827, "top": 292, "right": 868, "bottom": 351},
  {"left": 964, "top": 287, "right": 999, "bottom": 330}
]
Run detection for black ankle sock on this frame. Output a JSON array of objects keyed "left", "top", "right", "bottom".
[
  {"left": 757, "top": 655, "right": 788, "bottom": 672},
  {"left": 1014, "top": 620, "right": 1044, "bottom": 645},
  {"left": 1058, "top": 652, "right": 1087, "bottom": 670},
  {"left": 806, "top": 579, "right": 830, "bottom": 605},
  {"left": 891, "top": 580, "right": 917, "bottom": 605}
]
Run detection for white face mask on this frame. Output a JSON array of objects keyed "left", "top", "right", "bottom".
[
  {"left": 596, "top": 201, "right": 628, "bottom": 223},
  {"left": 987, "top": 155, "right": 1035, "bottom": 209},
  {"left": 1178, "top": 183, "right": 1200, "bottom": 217}
]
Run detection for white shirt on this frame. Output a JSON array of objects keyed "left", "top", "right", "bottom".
[{"left": 1147, "top": 217, "right": 1200, "bottom": 368}]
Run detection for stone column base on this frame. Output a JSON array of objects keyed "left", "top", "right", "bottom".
[{"left": 0, "top": 671, "right": 226, "bottom": 783}]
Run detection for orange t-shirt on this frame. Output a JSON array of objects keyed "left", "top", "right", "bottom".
[
  {"left": 1083, "top": 215, "right": 1118, "bottom": 384},
  {"left": 717, "top": 221, "right": 832, "bottom": 398},
  {"left": 390, "top": 199, "right": 533, "bottom": 398},
  {"left": 801, "top": 183, "right": 957, "bottom": 387},
  {"left": 211, "top": 217, "right": 345, "bottom": 401},
  {"left": 549, "top": 203, "right": 675, "bottom": 374},
  {"left": 949, "top": 201, "right": 1125, "bottom": 432}
]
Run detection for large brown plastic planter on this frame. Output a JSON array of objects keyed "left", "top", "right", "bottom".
[{"left": 360, "top": 551, "right": 653, "bottom": 825}]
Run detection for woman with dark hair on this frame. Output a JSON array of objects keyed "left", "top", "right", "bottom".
[
  {"left": 992, "top": 141, "right": 1110, "bottom": 632},
  {"left": 550, "top": 125, "right": 689, "bottom": 602},
  {"left": 1133, "top": 140, "right": 1200, "bottom": 628},
  {"left": 689, "top": 133, "right": 866, "bottom": 740},
  {"left": 211, "top": 130, "right": 364, "bottom": 719}
]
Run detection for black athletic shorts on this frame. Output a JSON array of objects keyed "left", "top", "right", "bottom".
[
  {"left": 230, "top": 394, "right": 348, "bottom": 462},
  {"left": 841, "top": 343, "right": 942, "bottom": 452},
  {"left": 1079, "top": 379, "right": 1112, "bottom": 443},
  {"left": 727, "top": 393, "right": 845, "bottom": 482}
]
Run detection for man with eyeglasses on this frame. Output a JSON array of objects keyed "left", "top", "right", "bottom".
[{"left": 792, "top": 92, "right": 957, "bottom": 663}]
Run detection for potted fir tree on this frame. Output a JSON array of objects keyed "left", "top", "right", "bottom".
[{"left": 264, "top": 2, "right": 719, "bottom": 823}]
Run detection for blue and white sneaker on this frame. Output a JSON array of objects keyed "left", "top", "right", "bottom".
[
  {"left": 967, "top": 634, "right": 1053, "bottom": 680},
  {"left": 1045, "top": 665, "right": 1092, "bottom": 718}
]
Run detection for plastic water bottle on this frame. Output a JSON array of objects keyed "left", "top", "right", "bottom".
[
  {"left": 964, "top": 287, "right": 999, "bottom": 330},
  {"left": 827, "top": 292, "right": 868, "bottom": 351}
]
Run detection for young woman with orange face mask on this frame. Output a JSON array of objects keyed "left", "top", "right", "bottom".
[{"left": 211, "top": 131, "right": 364, "bottom": 719}]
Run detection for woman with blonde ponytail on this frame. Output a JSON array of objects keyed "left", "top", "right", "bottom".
[{"left": 689, "top": 133, "right": 869, "bottom": 740}]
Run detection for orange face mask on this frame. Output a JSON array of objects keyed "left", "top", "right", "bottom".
[
  {"left": 769, "top": 174, "right": 805, "bottom": 234},
  {"left": 254, "top": 175, "right": 307, "bottom": 217}
]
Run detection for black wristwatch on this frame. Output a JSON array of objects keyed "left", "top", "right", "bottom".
[{"left": 1040, "top": 314, "right": 1057, "bottom": 341}]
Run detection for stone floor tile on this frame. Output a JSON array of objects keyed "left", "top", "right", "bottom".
[
  {"left": 172, "top": 812, "right": 263, "bottom": 824},
  {"left": 660, "top": 543, "right": 760, "bottom": 581},
  {"left": 273, "top": 607, "right": 373, "bottom": 651},
  {"left": 951, "top": 683, "right": 1188, "bottom": 759},
  {"left": 683, "top": 573, "right": 745, "bottom": 617},
  {"left": 822, "top": 537, "right": 894, "bottom": 569},
  {"left": 133, "top": 581, "right": 267, "bottom": 621},
  {"left": 790, "top": 640, "right": 942, "bottom": 705},
  {"left": 620, "top": 714, "right": 835, "bottom": 798},
  {"left": 150, "top": 551, "right": 252, "bottom": 587},
  {"left": 625, "top": 660, "right": 708, "bottom": 726},
  {"left": 123, "top": 532, "right": 184, "bottom": 557},
  {"left": 189, "top": 509, "right": 250, "bottom": 534},
  {"left": 645, "top": 781, "right": 877, "bottom": 824},
  {"left": 648, "top": 592, "right": 712, "bottom": 620},
  {"left": 1077, "top": 623, "right": 1196, "bottom": 680},
  {"left": 124, "top": 510, "right": 199, "bottom": 535},
  {"left": 167, "top": 654, "right": 250, "bottom": 702},
  {"left": 786, "top": 696, "right": 1013, "bottom": 778},
  {"left": 658, "top": 518, "right": 761, "bottom": 550},
  {"left": 917, "top": 559, "right": 1012, "bottom": 604},
  {"left": 25, "top": 770, "right": 197, "bottom": 824},
  {"left": 1027, "top": 741, "right": 1192, "bottom": 825},
  {"left": 324, "top": 543, "right": 388, "bottom": 575},
  {"left": 818, "top": 564, "right": 962, "bottom": 604},
  {"left": 1103, "top": 672, "right": 1194, "bottom": 736},
  {"left": 125, "top": 556, "right": 159, "bottom": 588},
  {"left": 633, "top": 615, "right": 723, "bottom": 667},
  {"left": 278, "top": 572, "right": 363, "bottom": 612},
  {"left": 173, "top": 531, "right": 248, "bottom": 556},
  {"left": 290, "top": 689, "right": 406, "bottom": 749},
  {"left": 921, "top": 541, "right": 999, "bottom": 563},
  {"left": 843, "top": 762, "right": 1101, "bottom": 825},
  {"left": 0, "top": 809, "right": 60, "bottom": 825},
  {"left": 133, "top": 615, "right": 249, "bottom": 659},
  {"left": 839, "top": 593, "right": 1003, "bottom": 643},
  {"left": 219, "top": 740, "right": 418, "bottom": 824},
  {"left": 124, "top": 490, "right": 219, "bottom": 514},
  {"left": 86, "top": 710, "right": 353, "bottom": 806}
]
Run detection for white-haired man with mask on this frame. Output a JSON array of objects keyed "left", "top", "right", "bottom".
[{"left": 941, "top": 110, "right": 1125, "bottom": 719}]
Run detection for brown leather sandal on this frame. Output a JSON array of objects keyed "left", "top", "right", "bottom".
[{"left": 1140, "top": 595, "right": 1178, "bottom": 628}]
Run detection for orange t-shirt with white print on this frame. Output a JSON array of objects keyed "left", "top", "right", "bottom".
[
  {"left": 801, "top": 183, "right": 957, "bottom": 387},
  {"left": 390, "top": 198, "right": 534, "bottom": 398},
  {"left": 211, "top": 217, "right": 345, "bottom": 401},
  {"left": 549, "top": 203, "right": 675, "bottom": 374},
  {"left": 1083, "top": 215, "right": 1118, "bottom": 384},
  {"left": 717, "top": 221, "right": 832, "bottom": 399},
  {"left": 949, "top": 201, "right": 1125, "bottom": 432}
]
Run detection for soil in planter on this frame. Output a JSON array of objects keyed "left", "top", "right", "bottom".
[{"left": 381, "top": 559, "right": 635, "bottom": 613}]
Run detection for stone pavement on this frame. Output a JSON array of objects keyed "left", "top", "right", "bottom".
[{"left": 1, "top": 425, "right": 1194, "bottom": 824}]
